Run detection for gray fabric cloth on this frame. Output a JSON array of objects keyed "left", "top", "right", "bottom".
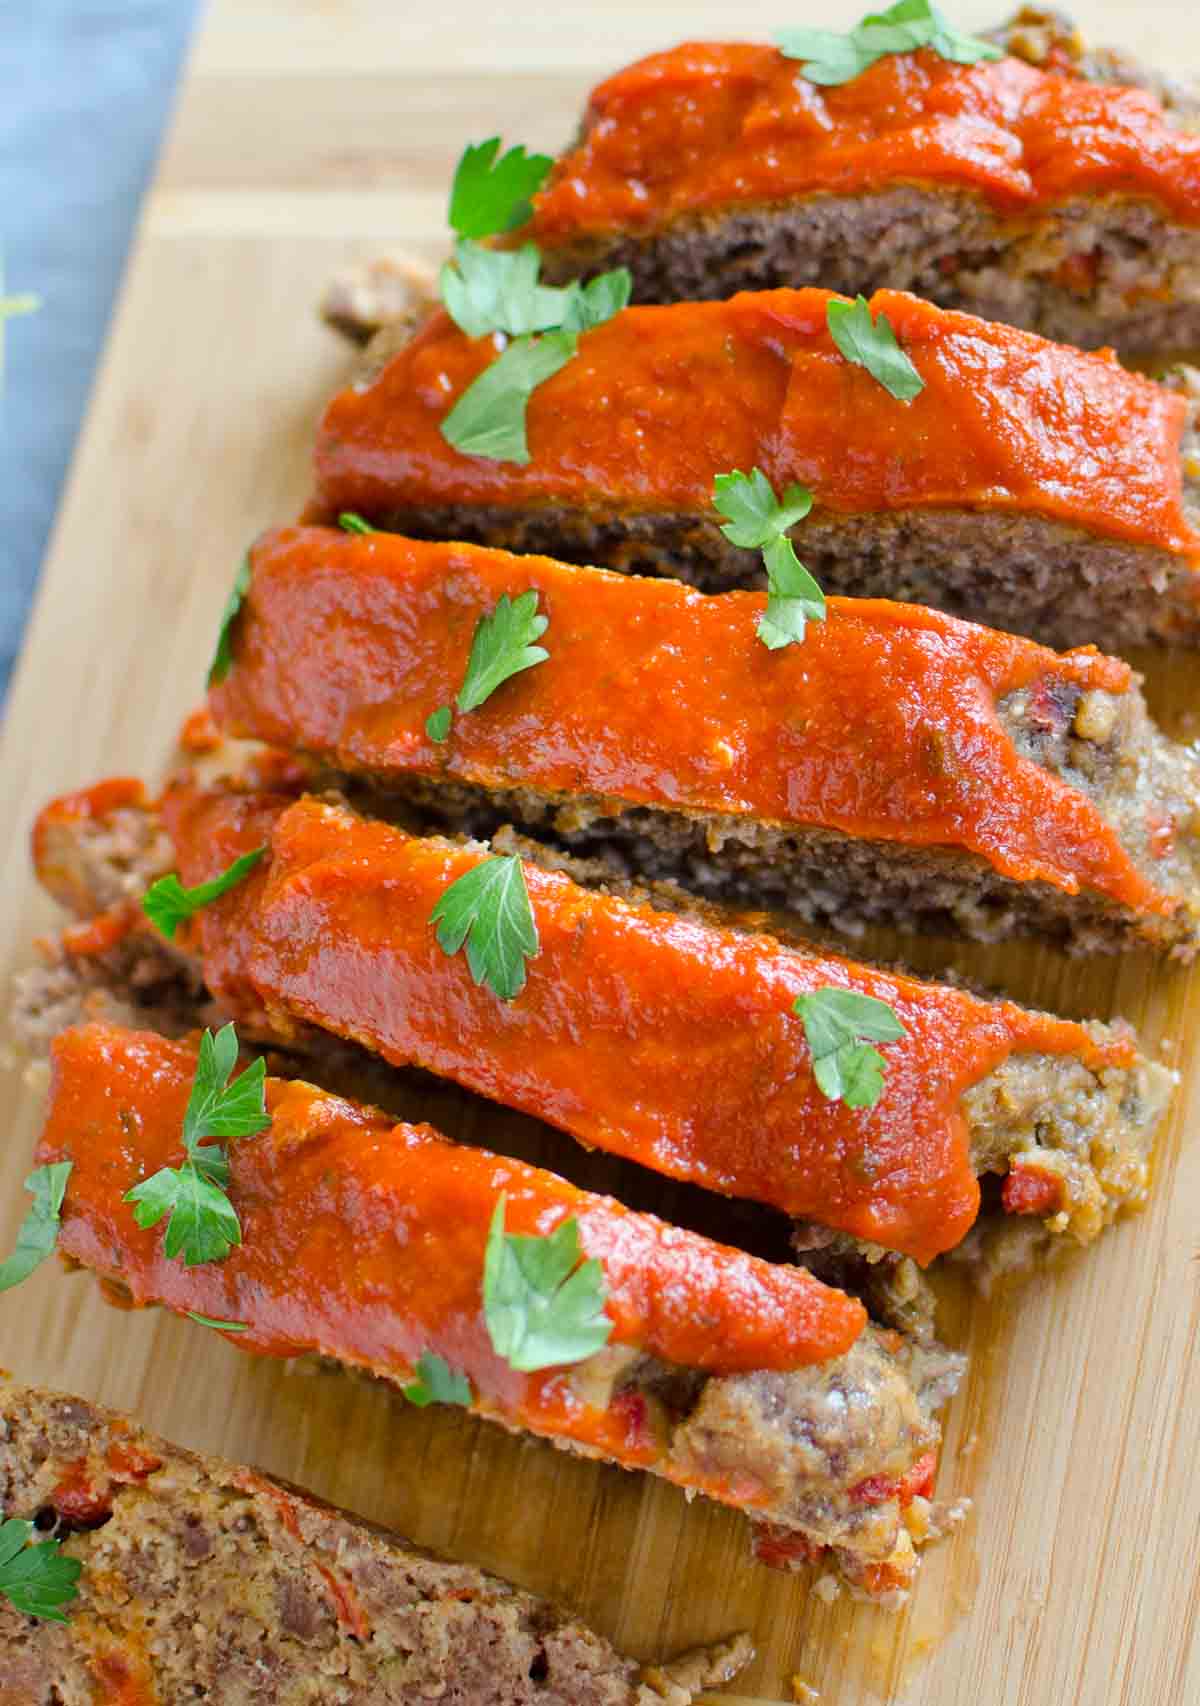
[{"left": 0, "top": 0, "right": 200, "bottom": 696}]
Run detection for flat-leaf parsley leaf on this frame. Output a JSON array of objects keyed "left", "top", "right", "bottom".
[
  {"left": 793, "top": 987, "right": 908, "bottom": 1108},
  {"left": 0, "top": 1163, "right": 72, "bottom": 1294},
  {"left": 826, "top": 295, "right": 924, "bottom": 401},
  {"left": 483, "top": 1195, "right": 612, "bottom": 1373},
  {"left": 449, "top": 138, "right": 554, "bottom": 240},
  {"left": 404, "top": 1351, "right": 472, "bottom": 1407},
  {"left": 207, "top": 553, "right": 252, "bottom": 688},
  {"left": 124, "top": 1023, "right": 269, "bottom": 1265},
  {"left": 440, "top": 329, "right": 578, "bottom": 464},
  {"left": 713, "top": 468, "right": 825, "bottom": 650},
  {"left": 142, "top": 847, "right": 265, "bottom": 940},
  {"left": 430, "top": 855, "right": 539, "bottom": 1001},
  {"left": 778, "top": 1, "right": 1001, "bottom": 86},
  {"left": 0, "top": 1520, "right": 82, "bottom": 1622},
  {"left": 457, "top": 589, "right": 548, "bottom": 712}
]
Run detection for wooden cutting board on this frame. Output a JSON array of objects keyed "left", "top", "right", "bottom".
[{"left": 2, "top": 2, "right": 1197, "bottom": 1699}]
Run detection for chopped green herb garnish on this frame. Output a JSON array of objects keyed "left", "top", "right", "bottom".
[
  {"left": 338, "top": 512, "right": 373, "bottom": 535},
  {"left": 793, "top": 987, "right": 908, "bottom": 1108},
  {"left": 142, "top": 847, "right": 265, "bottom": 941},
  {"left": 426, "top": 705, "right": 452, "bottom": 743},
  {"left": 713, "top": 468, "right": 825, "bottom": 650},
  {"left": 186, "top": 1312, "right": 249, "bottom": 1334},
  {"left": 449, "top": 138, "right": 554, "bottom": 240},
  {"left": 440, "top": 329, "right": 578, "bottom": 464},
  {"left": 207, "top": 553, "right": 252, "bottom": 688},
  {"left": 0, "top": 1520, "right": 82, "bottom": 1623},
  {"left": 483, "top": 1195, "right": 612, "bottom": 1373},
  {"left": 125, "top": 1024, "right": 269, "bottom": 1265},
  {"left": 404, "top": 1351, "right": 472, "bottom": 1407},
  {"left": 559, "top": 268, "right": 633, "bottom": 332},
  {"left": 441, "top": 242, "right": 570, "bottom": 341},
  {"left": 430, "top": 854, "right": 539, "bottom": 1001},
  {"left": 778, "top": 0, "right": 1001, "bottom": 86},
  {"left": 826, "top": 295, "right": 924, "bottom": 401},
  {"left": 0, "top": 1163, "right": 72, "bottom": 1294},
  {"left": 439, "top": 143, "right": 629, "bottom": 462},
  {"left": 457, "top": 589, "right": 548, "bottom": 712}
]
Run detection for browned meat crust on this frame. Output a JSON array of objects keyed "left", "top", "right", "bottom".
[{"left": 0, "top": 1384, "right": 751, "bottom": 1704}]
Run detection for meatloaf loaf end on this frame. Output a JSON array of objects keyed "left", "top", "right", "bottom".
[
  {"left": 0, "top": 1384, "right": 751, "bottom": 1704},
  {"left": 526, "top": 15, "right": 1200, "bottom": 358},
  {"left": 21, "top": 776, "right": 1171, "bottom": 1267},
  {"left": 31, "top": 1024, "right": 965, "bottom": 1599},
  {"left": 311, "top": 293, "right": 1200, "bottom": 651},
  {"left": 209, "top": 526, "right": 1200, "bottom": 957}
]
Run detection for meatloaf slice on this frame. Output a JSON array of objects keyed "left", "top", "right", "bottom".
[
  {"left": 26, "top": 776, "right": 1169, "bottom": 1267},
  {"left": 310, "top": 292, "right": 1200, "bottom": 650},
  {"left": 0, "top": 1383, "right": 751, "bottom": 1704},
  {"left": 524, "top": 19, "right": 1200, "bottom": 359},
  {"left": 29, "top": 1024, "right": 965, "bottom": 1598},
  {"left": 209, "top": 526, "right": 1200, "bottom": 957}
]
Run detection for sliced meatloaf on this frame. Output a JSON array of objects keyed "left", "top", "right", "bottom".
[
  {"left": 208, "top": 526, "right": 1200, "bottom": 956},
  {"left": 27, "top": 1024, "right": 965, "bottom": 1599},
  {"left": 0, "top": 1383, "right": 752, "bottom": 1703},
  {"left": 21, "top": 777, "right": 1172, "bottom": 1268},
  {"left": 522, "top": 16, "right": 1200, "bottom": 358},
  {"left": 310, "top": 292, "right": 1200, "bottom": 650}
]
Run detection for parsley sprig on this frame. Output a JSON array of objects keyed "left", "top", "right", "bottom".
[
  {"left": 826, "top": 296, "right": 924, "bottom": 401},
  {"left": 0, "top": 1163, "right": 72, "bottom": 1294},
  {"left": 441, "top": 328, "right": 579, "bottom": 464},
  {"left": 483, "top": 1196, "right": 612, "bottom": 1373},
  {"left": 142, "top": 847, "right": 265, "bottom": 940},
  {"left": 428, "top": 588, "right": 549, "bottom": 743},
  {"left": 404, "top": 1351, "right": 472, "bottom": 1407},
  {"left": 430, "top": 854, "right": 539, "bottom": 1001},
  {"left": 778, "top": 0, "right": 1001, "bottom": 85},
  {"left": 794, "top": 988, "right": 908, "bottom": 1108},
  {"left": 0, "top": 1520, "right": 82, "bottom": 1622},
  {"left": 713, "top": 468, "right": 826, "bottom": 650},
  {"left": 207, "top": 553, "right": 251, "bottom": 688},
  {"left": 439, "top": 138, "right": 631, "bottom": 464},
  {"left": 125, "top": 1024, "right": 269, "bottom": 1266},
  {"left": 449, "top": 138, "right": 553, "bottom": 240}
]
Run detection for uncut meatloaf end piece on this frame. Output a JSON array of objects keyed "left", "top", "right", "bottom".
[
  {"left": 530, "top": 17, "right": 1200, "bottom": 359},
  {"left": 0, "top": 1385, "right": 750, "bottom": 1705}
]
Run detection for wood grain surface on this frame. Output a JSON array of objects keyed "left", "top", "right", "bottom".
[{"left": 2, "top": 3, "right": 1198, "bottom": 1701}]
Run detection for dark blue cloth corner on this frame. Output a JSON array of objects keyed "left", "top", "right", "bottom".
[{"left": 0, "top": 0, "right": 201, "bottom": 698}]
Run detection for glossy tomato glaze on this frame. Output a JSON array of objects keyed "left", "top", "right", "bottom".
[
  {"left": 312, "top": 290, "right": 1199, "bottom": 561},
  {"left": 161, "top": 786, "right": 1138, "bottom": 1266},
  {"left": 37, "top": 1024, "right": 864, "bottom": 1492},
  {"left": 529, "top": 44, "right": 1200, "bottom": 240},
  {"left": 211, "top": 526, "right": 1174, "bottom": 915}
]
